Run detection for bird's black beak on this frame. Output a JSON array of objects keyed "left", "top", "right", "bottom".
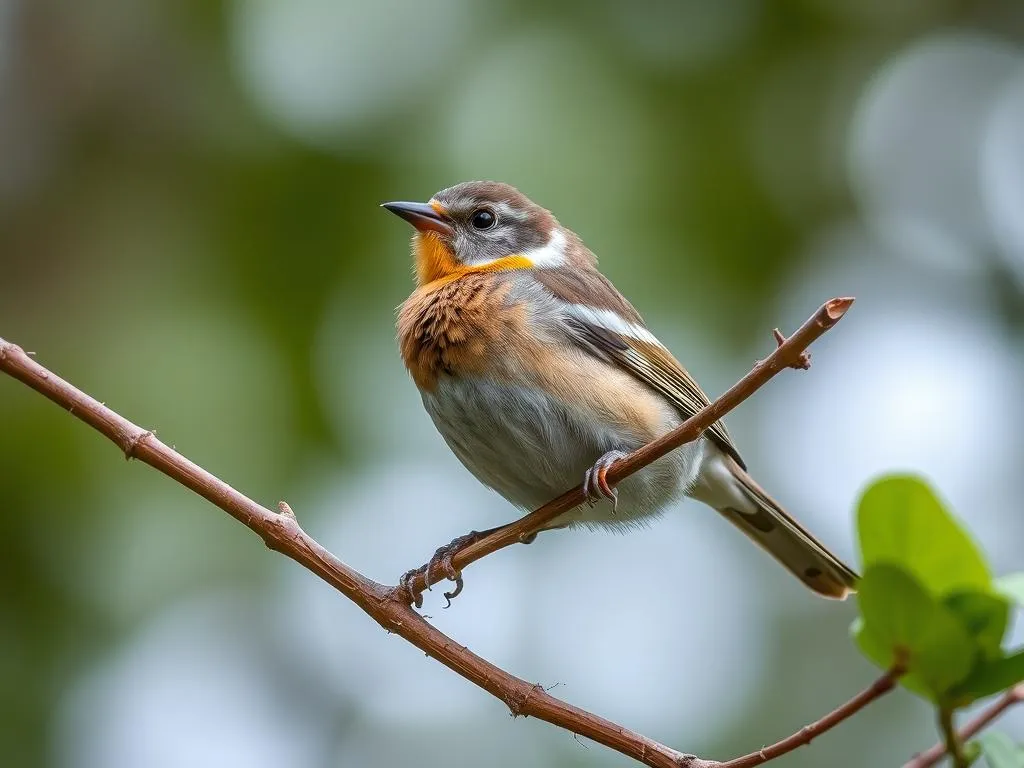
[{"left": 381, "top": 200, "right": 454, "bottom": 237}]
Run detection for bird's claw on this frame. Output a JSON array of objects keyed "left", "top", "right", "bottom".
[
  {"left": 398, "top": 529, "right": 491, "bottom": 609},
  {"left": 439, "top": 553, "right": 464, "bottom": 608},
  {"left": 399, "top": 567, "right": 425, "bottom": 609},
  {"left": 583, "top": 449, "right": 627, "bottom": 513}
]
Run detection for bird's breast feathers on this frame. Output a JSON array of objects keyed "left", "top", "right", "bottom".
[
  {"left": 397, "top": 270, "right": 525, "bottom": 391},
  {"left": 397, "top": 270, "right": 676, "bottom": 439}
]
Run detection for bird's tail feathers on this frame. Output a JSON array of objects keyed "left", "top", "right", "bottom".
[{"left": 695, "top": 453, "right": 859, "bottom": 600}]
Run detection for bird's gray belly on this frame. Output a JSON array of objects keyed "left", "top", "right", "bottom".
[{"left": 421, "top": 376, "right": 703, "bottom": 529}]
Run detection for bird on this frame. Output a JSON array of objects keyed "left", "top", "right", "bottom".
[{"left": 383, "top": 181, "right": 858, "bottom": 603}]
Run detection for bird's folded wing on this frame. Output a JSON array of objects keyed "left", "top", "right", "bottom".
[{"left": 534, "top": 269, "right": 744, "bottom": 468}]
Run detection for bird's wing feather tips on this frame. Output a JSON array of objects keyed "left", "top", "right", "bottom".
[{"left": 541, "top": 290, "right": 744, "bottom": 469}]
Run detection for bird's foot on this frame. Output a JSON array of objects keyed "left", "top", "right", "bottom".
[
  {"left": 398, "top": 527, "right": 501, "bottom": 609},
  {"left": 583, "top": 449, "right": 628, "bottom": 512}
]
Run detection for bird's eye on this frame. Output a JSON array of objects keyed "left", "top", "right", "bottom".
[{"left": 470, "top": 208, "right": 496, "bottom": 230}]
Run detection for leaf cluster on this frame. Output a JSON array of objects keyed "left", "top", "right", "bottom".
[{"left": 853, "top": 475, "right": 1024, "bottom": 764}]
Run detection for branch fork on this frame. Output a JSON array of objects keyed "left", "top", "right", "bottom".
[
  {"left": 1, "top": 297, "right": 935, "bottom": 768},
  {"left": 904, "top": 683, "right": 1024, "bottom": 768}
]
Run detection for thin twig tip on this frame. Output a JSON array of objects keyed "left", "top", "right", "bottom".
[{"left": 824, "top": 297, "right": 855, "bottom": 321}]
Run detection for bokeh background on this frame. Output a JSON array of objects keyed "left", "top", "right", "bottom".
[{"left": 2, "top": 1, "right": 1024, "bottom": 767}]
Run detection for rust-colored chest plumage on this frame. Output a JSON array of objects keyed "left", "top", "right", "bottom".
[{"left": 397, "top": 272, "right": 522, "bottom": 391}]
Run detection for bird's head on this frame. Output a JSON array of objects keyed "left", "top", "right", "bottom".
[{"left": 383, "top": 181, "right": 569, "bottom": 286}]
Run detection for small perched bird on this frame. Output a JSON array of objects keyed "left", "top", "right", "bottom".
[{"left": 384, "top": 181, "right": 857, "bottom": 600}]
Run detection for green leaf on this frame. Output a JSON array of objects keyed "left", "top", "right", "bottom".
[
  {"left": 855, "top": 563, "right": 976, "bottom": 699},
  {"left": 857, "top": 475, "right": 991, "bottom": 596},
  {"left": 954, "top": 649, "right": 1024, "bottom": 701},
  {"left": 944, "top": 590, "right": 1010, "bottom": 660},
  {"left": 995, "top": 573, "right": 1024, "bottom": 606},
  {"left": 977, "top": 731, "right": 1024, "bottom": 768}
]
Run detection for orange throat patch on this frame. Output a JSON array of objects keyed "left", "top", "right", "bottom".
[
  {"left": 413, "top": 232, "right": 460, "bottom": 286},
  {"left": 412, "top": 232, "right": 534, "bottom": 288}
]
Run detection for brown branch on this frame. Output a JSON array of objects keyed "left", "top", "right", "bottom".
[
  {"left": 904, "top": 683, "right": 1024, "bottom": 768},
  {"left": 721, "top": 663, "right": 905, "bottom": 768},
  {"left": 0, "top": 296, "right": 854, "bottom": 768},
  {"left": 409, "top": 297, "right": 854, "bottom": 600}
]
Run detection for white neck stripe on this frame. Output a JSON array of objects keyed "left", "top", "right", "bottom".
[{"left": 523, "top": 228, "right": 567, "bottom": 268}]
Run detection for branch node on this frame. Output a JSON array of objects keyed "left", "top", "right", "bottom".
[
  {"left": 277, "top": 501, "right": 296, "bottom": 520},
  {"left": 122, "top": 429, "right": 154, "bottom": 461},
  {"left": 768, "top": 328, "right": 811, "bottom": 370},
  {"left": 506, "top": 683, "right": 545, "bottom": 718}
]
